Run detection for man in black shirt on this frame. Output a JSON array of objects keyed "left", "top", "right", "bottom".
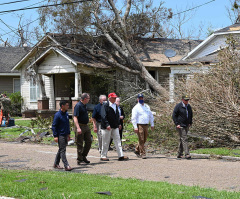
[
  {"left": 73, "top": 93, "right": 92, "bottom": 164},
  {"left": 172, "top": 95, "right": 193, "bottom": 159}
]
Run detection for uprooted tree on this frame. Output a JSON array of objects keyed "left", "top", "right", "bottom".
[
  {"left": 38, "top": 0, "right": 173, "bottom": 96},
  {"left": 173, "top": 37, "right": 240, "bottom": 146}
]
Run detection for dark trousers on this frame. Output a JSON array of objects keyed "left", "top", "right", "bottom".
[
  {"left": 75, "top": 124, "right": 92, "bottom": 162},
  {"left": 54, "top": 135, "right": 69, "bottom": 168},
  {"left": 177, "top": 127, "right": 190, "bottom": 156}
]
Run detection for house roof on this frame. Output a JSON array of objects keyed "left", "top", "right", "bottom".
[
  {"left": 12, "top": 33, "right": 202, "bottom": 71},
  {"left": 0, "top": 47, "right": 30, "bottom": 73},
  {"left": 214, "top": 22, "right": 240, "bottom": 33},
  {"left": 162, "top": 52, "right": 219, "bottom": 66},
  {"left": 46, "top": 33, "right": 202, "bottom": 68}
]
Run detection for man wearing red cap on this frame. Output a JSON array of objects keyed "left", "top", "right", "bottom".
[{"left": 100, "top": 92, "right": 129, "bottom": 161}]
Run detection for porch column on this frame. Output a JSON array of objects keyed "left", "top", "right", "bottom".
[
  {"left": 169, "top": 73, "right": 175, "bottom": 102},
  {"left": 155, "top": 70, "right": 159, "bottom": 83},
  {"left": 75, "top": 72, "right": 82, "bottom": 98}
]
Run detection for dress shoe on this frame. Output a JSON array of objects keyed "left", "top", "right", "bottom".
[
  {"left": 177, "top": 155, "right": 183, "bottom": 158},
  {"left": 53, "top": 164, "right": 63, "bottom": 169},
  {"left": 100, "top": 158, "right": 109, "bottom": 161},
  {"left": 65, "top": 166, "right": 73, "bottom": 171},
  {"left": 142, "top": 155, "right": 147, "bottom": 159},
  {"left": 134, "top": 151, "right": 141, "bottom": 158},
  {"left": 185, "top": 155, "right": 192, "bottom": 159},
  {"left": 83, "top": 156, "right": 90, "bottom": 164},
  {"left": 118, "top": 156, "right": 129, "bottom": 161},
  {"left": 108, "top": 147, "right": 113, "bottom": 151}
]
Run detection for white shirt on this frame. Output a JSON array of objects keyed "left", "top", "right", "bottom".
[
  {"left": 131, "top": 103, "right": 154, "bottom": 129},
  {"left": 109, "top": 101, "right": 117, "bottom": 113}
]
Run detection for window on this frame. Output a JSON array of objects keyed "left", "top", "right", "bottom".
[
  {"left": 30, "top": 79, "right": 40, "bottom": 102},
  {"left": 13, "top": 78, "right": 20, "bottom": 93}
]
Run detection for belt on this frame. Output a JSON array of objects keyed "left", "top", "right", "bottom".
[{"left": 79, "top": 123, "right": 88, "bottom": 126}]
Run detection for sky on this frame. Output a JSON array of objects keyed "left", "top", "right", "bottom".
[{"left": 0, "top": 0, "right": 234, "bottom": 46}]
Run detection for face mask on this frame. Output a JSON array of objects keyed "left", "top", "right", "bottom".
[{"left": 139, "top": 100, "right": 144, "bottom": 104}]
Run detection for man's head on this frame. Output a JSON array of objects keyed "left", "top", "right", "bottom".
[
  {"left": 108, "top": 92, "right": 117, "bottom": 104},
  {"left": 81, "top": 93, "right": 90, "bottom": 105},
  {"left": 182, "top": 95, "right": 190, "bottom": 105},
  {"left": 59, "top": 100, "right": 69, "bottom": 112},
  {"left": 137, "top": 93, "right": 144, "bottom": 104},
  {"left": 99, "top": 95, "right": 107, "bottom": 104},
  {"left": 116, "top": 97, "right": 121, "bottom": 106}
]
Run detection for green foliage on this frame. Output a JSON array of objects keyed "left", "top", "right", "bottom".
[
  {"left": 191, "top": 148, "right": 240, "bottom": 157},
  {"left": 1, "top": 169, "right": 240, "bottom": 199},
  {"left": 30, "top": 115, "right": 53, "bottom": 132},
  {"left": 8, "top": 92, "right": 23, "bottom": 116}
]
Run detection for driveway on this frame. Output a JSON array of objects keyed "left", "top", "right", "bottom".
[{"left": 0, "top": 141, "right": 239, "bottom": 191}]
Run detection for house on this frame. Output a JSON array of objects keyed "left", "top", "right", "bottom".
[
  {"left": 0, "top": 47, "right": 30, "bottom": 94},
  {"left": 11, "top": 33, "right": 201, "bottom": 117},
  {"left": 162, "top": 22, "right": 240, "bottom": 101}
]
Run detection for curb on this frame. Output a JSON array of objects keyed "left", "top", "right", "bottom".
[{"left": 191, "top": 153, "right": 240, "bottom": 161}]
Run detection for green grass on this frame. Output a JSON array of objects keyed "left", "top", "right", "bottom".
[
  {"left": 191, "top": 148, "right": 240, "bottom": 157},
  {"left": 15, "top": 120, "right": 33, "bottom": 127},
  {"left": 0, "top": 127, "right": 26, "bottom": 141},
  {"left": 0, "top": 169, "right": 239, "bottom": 199}
]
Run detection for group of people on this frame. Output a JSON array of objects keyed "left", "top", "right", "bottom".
[{"left": 52, "top": 92, "right": 193, "bottom": 171}]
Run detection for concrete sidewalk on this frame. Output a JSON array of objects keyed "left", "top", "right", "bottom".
[{"left": 0, "top": 141, "right": 239, "bottom": 191}]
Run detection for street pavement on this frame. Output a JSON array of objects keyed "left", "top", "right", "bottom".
[{"left": 0, "top": 141, "right": 240, "bottom": 191}]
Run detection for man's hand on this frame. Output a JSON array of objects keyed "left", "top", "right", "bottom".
[
  {"left": 151, "top": 126, "right": 154, "bottom": 131},
  {"left": 54, "top": 137, "right": 58, "bottom": 143},
  {"left": 134, "top": 128, "right": 138, "bottom": 134},
  {"left": 93, "top": 126, "right": 98, "bottom": 133},
  {"left": 176, "top": 125, "right": 181, "bottom": 128},
  {"left": 120, "top": 116, "right": 124, "bottom": 120},
  {"left": 106, "top": 126, "right": 111, "bottom": 131},
  {"left": 68, "top": 135, "right": 71, "bottom": 141},
  {"left": 77, "top": 127, "right": 82, "bottom": 134},
  {"left": 119, "top": 125, "right": 122, "bottom": 130}
]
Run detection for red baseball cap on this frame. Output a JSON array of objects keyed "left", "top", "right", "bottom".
[{"left": 108, "top": 92, "right": 117, "bottom": 98}]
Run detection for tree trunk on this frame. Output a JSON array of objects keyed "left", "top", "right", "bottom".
[
  {"left": 38, "top": 74, "right": 47, "bottom": 99},
  {"left": 140, "top": 67, "right": 169, "bottom": 97}
]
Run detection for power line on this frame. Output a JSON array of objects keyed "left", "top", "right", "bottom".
[
  {"left": 172, "top": 0, "right": 216, "bottom": 17},
  {"left": 0, "top": 0, "right": 33, "bottom": 6},
  {"left": 0, "top": 0, "right": 93, "bottom": 14}
]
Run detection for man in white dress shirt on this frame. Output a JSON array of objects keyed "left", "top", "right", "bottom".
[{"left": 131, "top": 94, "right": 154, "bottom": 159}]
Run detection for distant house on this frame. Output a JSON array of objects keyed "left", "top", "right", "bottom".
[
  {"left": 11, "top": 33, "right": 201, "bottom": 116},
  {"left": 162, "top": 22, "right": 240, "bottom": 101},
  {"left": 0, "top": 47, "right": 30, "bottom": 94}
]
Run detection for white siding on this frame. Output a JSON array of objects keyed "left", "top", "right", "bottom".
[
  {"left": 38, "top": 53, "right": 76, "bottom": 74},
  {"left": 190, "top": 35, "right": 227, "bottom": 59},
  {"left": 20, "top": 63, "right": 38, "bottom": 110}
]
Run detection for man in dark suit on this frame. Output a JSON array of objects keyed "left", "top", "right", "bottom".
[
  {"left": 100, "top": 92, "right": 128, "bottom": 161},
  {"left": 172, "top": 95, "right": 193, "bottom": 159}
]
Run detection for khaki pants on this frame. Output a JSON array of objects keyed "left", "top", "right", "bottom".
[
  {"left": 101, "top": 128, "right": 123, "bottom": 158},
  {"left": 136, "top": 124, "right": 149, "bottom": 156},
  {"left": 176, "top": 127, "right": 190, "bottom": 156},
  {"left": 75, "top": 124, "right": 92, "bottom": 162}
]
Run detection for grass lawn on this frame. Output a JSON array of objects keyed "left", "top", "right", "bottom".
[
  {"left": 191, "top": 148, "right": 240, "bottom": 157},
  {"left": 0, "top": 169, "right": 239, "bottom": 199}
]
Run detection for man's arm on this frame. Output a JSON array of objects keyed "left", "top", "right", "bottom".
[
  {"left": 101, "top": 103, "right": 110, "bottom": 130},
  {"left": 131, "top": 106, "right": 138, "bottom": 133},
  {"left": 74, "top": 116, "right": 81, "bottom": 134},
  {"left": 172, "top": 104, "right": 180, "bottom": 128},
  {"left": 92, "top": 118, "right": 98, "bottom": 133},
  {"left": 52, "top": 113, "right": 59, "bottom": 142}
]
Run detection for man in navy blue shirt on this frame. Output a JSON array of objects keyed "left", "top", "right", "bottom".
[
  {"left": 73, "top": 93, "right": 92, "bottom": 165},
  {"left": 52, "top": 100, "right": 72, "bottom": 171},
  {"left": 92, "top": 95, "right": 107, "bottom": 154}
]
